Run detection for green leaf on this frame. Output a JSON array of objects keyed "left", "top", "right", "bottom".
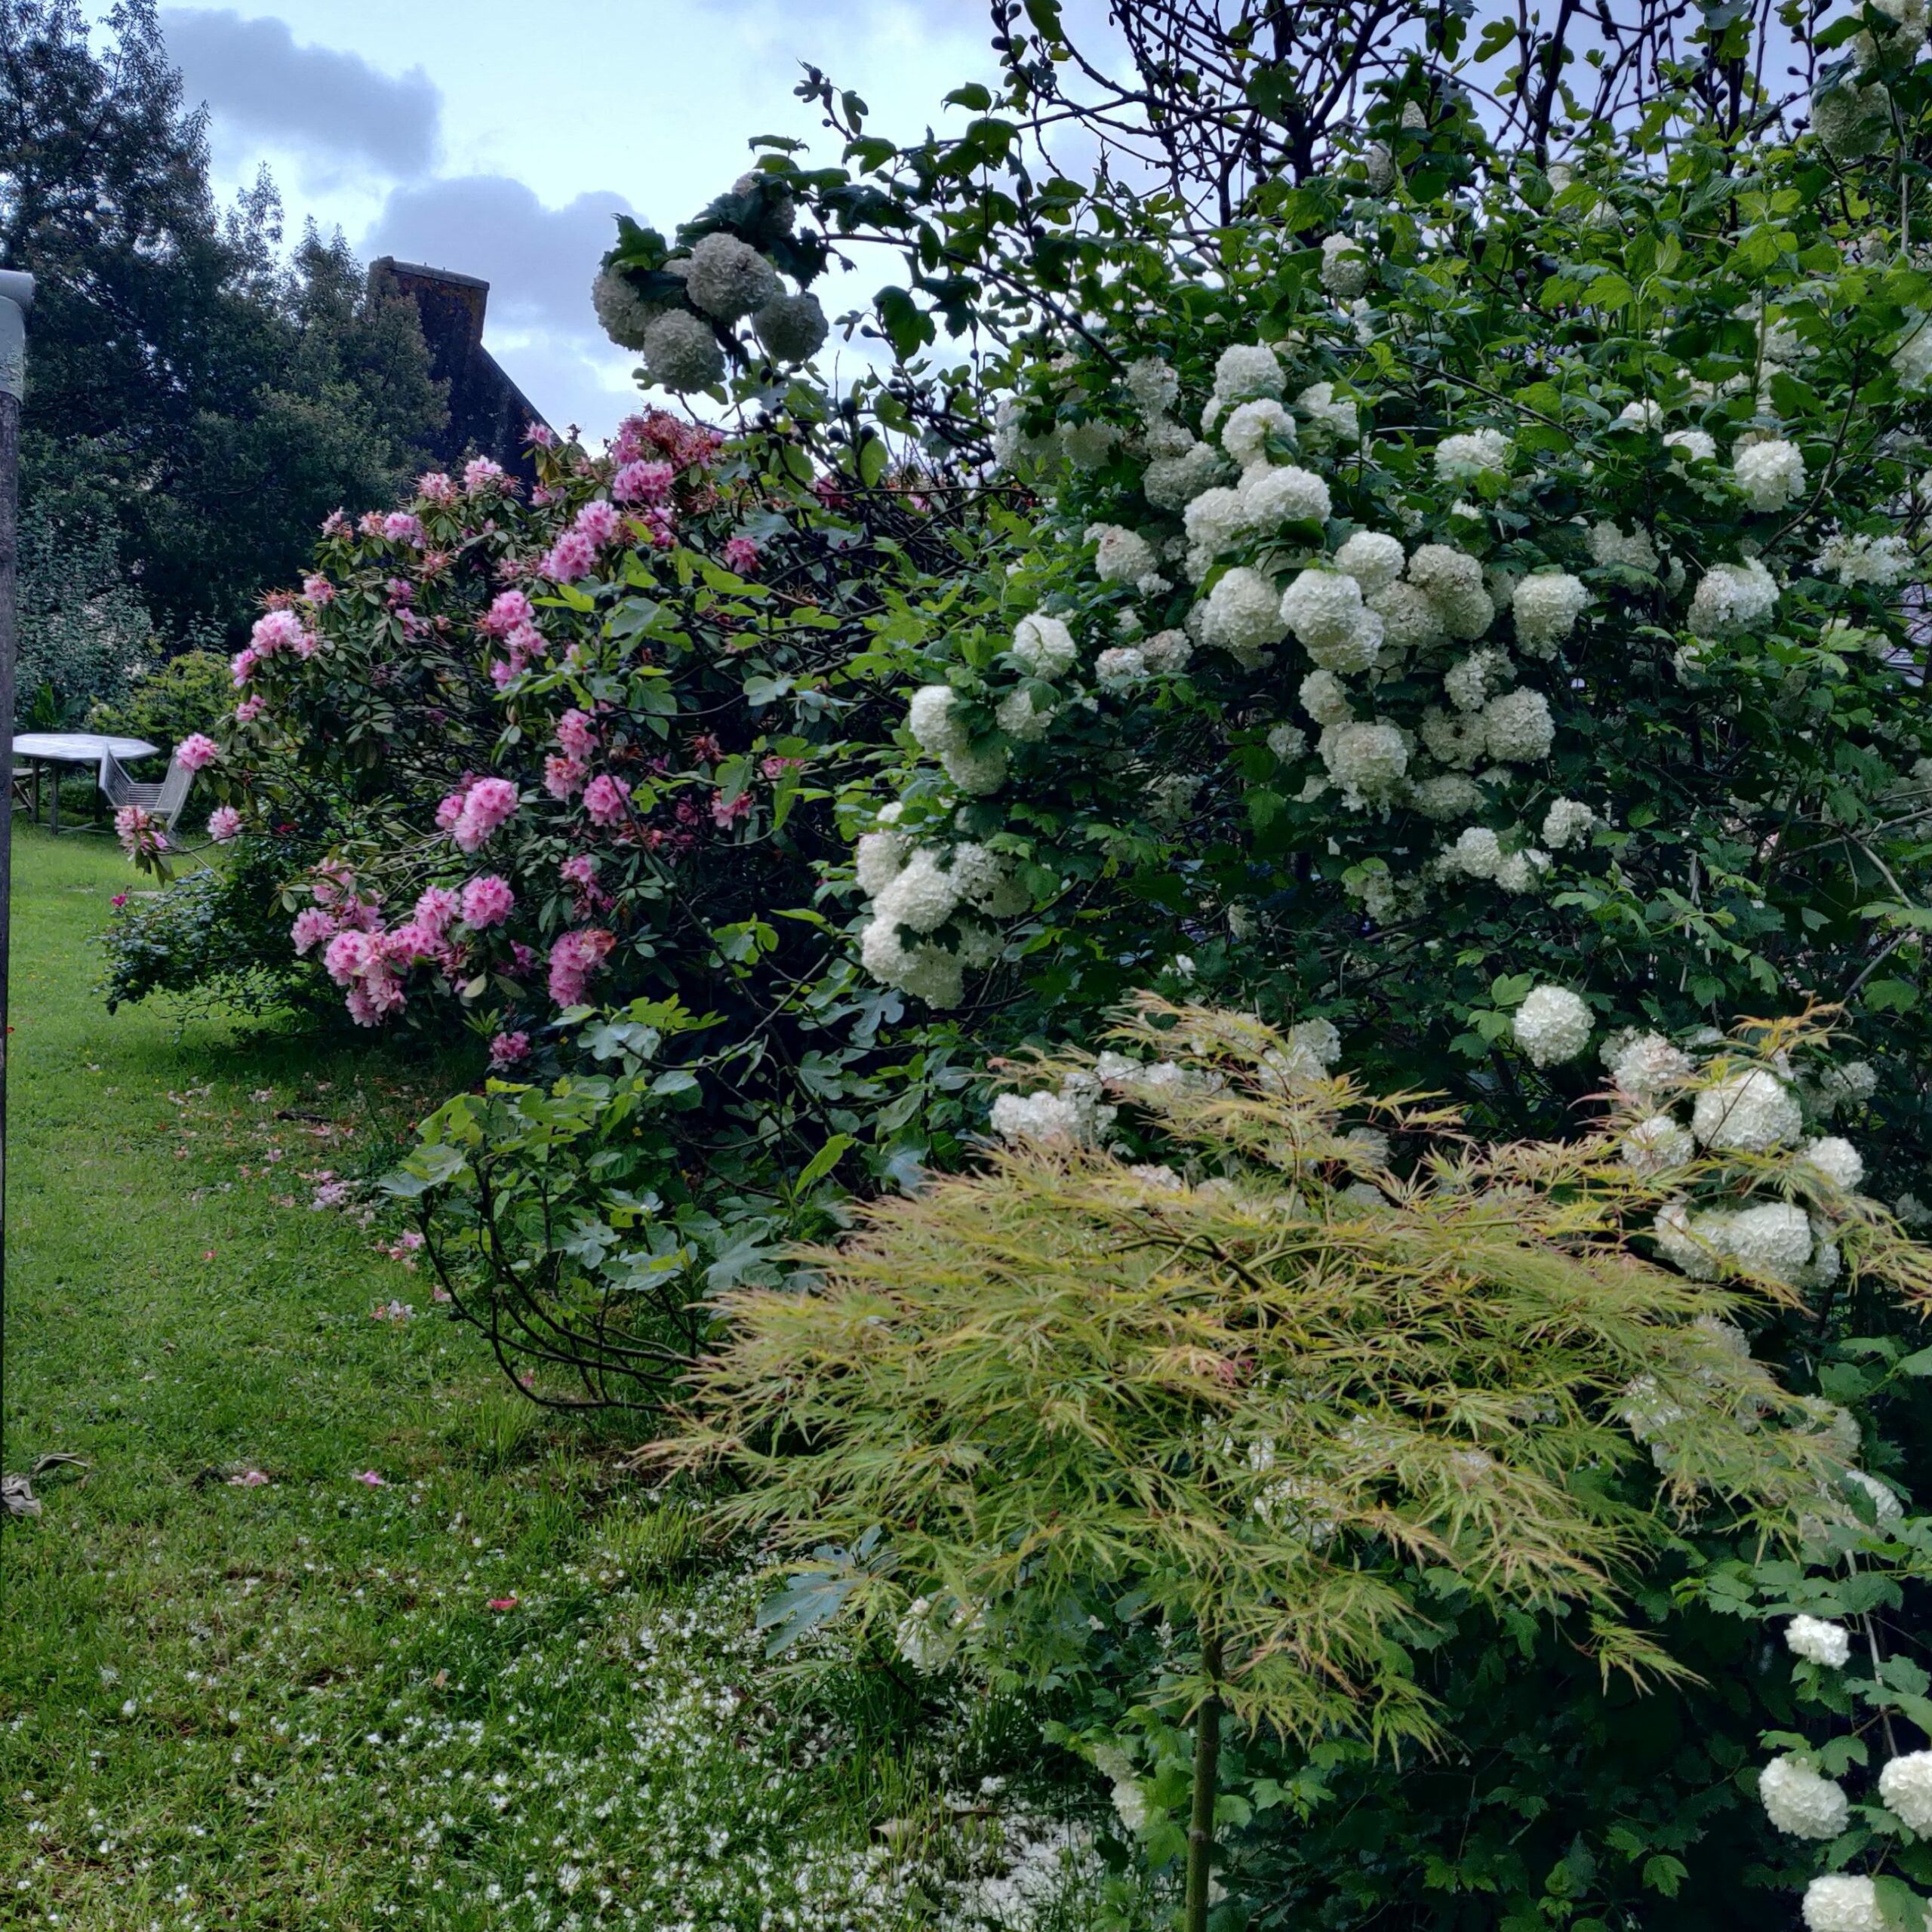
[{"left": 798, "top": 1134, "right": 855, "bottom": 1189}]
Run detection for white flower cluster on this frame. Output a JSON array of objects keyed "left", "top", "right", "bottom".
[
  {"left": 1786, "top": 1614, "right": 1852, "bottom": 1667},
  {"left": 1803, "top": 1875, "right": 1884, "bottom": 1932},
  {"left": 1688, "top": 558, "right": 1780, "bottom": 638},
  {"left": 855, "top": 817, "right": 1027, "bottom": 1009},
  {"left": 1734, "top": 438, "right": 1807, "bottom": 512},
  {"left": 1880, "top": 1750, "right": 1932, "bottom": 1832},
  {"left": 1513, "top": 985, "right": 1594, "bottom": 1067},
  {"left": 1692, "top": 1068, "right": 1804, "bottom": 1151},
  {"left": 1588, "top": 518, "right": 1661, "bottom": 572},
  {"left": 1760, "top": 1755, "right": 1850, "bottom": 1839},
  {"left": 1320, "top": 232, "right": 1371, "bottom": 298},
  {"left": 1510, "top": 572, "right": 1589, "bottom": 655},
  {"left": 1434, "top": 428, "right": 1512, "bottom": 478},
  {"left": 1814, "top": 530, "right": 1912, "bottom": 587},
  {"left": 1607, "top": 1029, "right": 1694, "bottom": 1100},
  {"left": 642, "top": 311, "right": 726, "bottom": 393},
  {"left": 988, "top": 1069, "right": 1117, "bottom": 1146}
]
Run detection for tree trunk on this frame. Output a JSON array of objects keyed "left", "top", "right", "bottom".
[{"left": 1184, "top": 1634, "right": 1223, "bottom": 1932}]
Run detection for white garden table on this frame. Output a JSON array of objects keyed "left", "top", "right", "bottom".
[{"left": 13, "top": 732, "right": 159, "bottom": 834}]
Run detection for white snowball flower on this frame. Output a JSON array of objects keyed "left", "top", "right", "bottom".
[
  {"left": 1622, "top": 1114, "right": 1695, "bottom": 1176},
  {"left": 1618, "top": 399, "right": 1664, "bottom": 429},
  {"left": 1295, "top": 381, "right": 1359, "bottom": 441},
  {"left": 1803, "top": 1137, "right": 1866, "bottom": 1192},
  {"left": 1541, "top": 798, "right": 1596, "bottom": 850},
  {"left": 861, "top": 920, "right": 964, "bottom": 1008},
  {"left": 1266, "top": 722, "right": 1307, "bottom": 762},
  {"left": 950, "top": 844, "right": 1030, "bottom": 918},
  {"left": 908, "top": 685, "right": 967, "bottom": 755},
  {"left": 1687, "top": 558, "right": 1780, "bottom": 638},
  {"left": 1692, "top": 1069, "right": 1803, "bottom": 1151},
  {"left": 1494, "top": 848, "right": 1552, "bottom": 894},
  {"left": 591, "top": 267, "right": 663, "bottom": 349},
  {"left": 641, "top": 310, "right": 726, "bottom": 392},
  {"left": 1444, "top": 648, "right": 1513, "bottom": 715},
  {"left": 752, "top": 291, "right": 829, "bottom": 362},
  {"left": 1435, "top": 429, "right": 1513, "bottom": 478},
  {"left": 1319, "top": 721, "right": 1409, "bottom": 804},
  {"left": 1879, "top": 1751, "right": 1932, "bottom": 1832},
  {"left": 1482, "top": 688, "right": 1555, "bottom": 763},
  {"left": 1587, "top": 519, "right": 1660, "bottom": 573},
  {"left": 1061, "top": 420, "right": 1118, "bottom": 468},
  {"left": 1321, "top": 232, "right": 1371, "bottom": 298},
  {"left": 995, "top": 687, "right": 1057, "bottom": 742},
  {"left": 1419, "top": 705, "right": 1486, "bottom": 769},
  {"left": 1143, "top": 441, "right": 1227, "bottom": 512},
  {"left": 1761, "top": 1756, "right": 1851, "bottom": 1840},
  {"left": 1725, "top": 1201, "right": 1816, "bottom": 1284},
  {"left": 1259, "top": 1017, "right": 1343, "bottom": 1088},
  {"left": 1012, "top": 613, "right": 1078, "bottom": 678},
  {"left": 1281, "top": 569, "right": 1373, "bottom": 656},
  {"left": 1803, "top": 1875, "right": 1884, "bottom": 1932},
  {"left": 1611, "top": 1032, "right": 1694, "bottom": 1100},
  {"left": 1786, "top": 1615, "right": 1853, "bottom": 1667},
  {"left": 1441, "top": 825, "right": 1504, "bottom": 878},
  {"left": 989, "top": 1090, "right": 1089, "bottom": 1145},
  {"left": 872, "top": 848, "right": 962, "bottom": 934},
  {"left": 1371, "top": 581, "right": 1447, "bottom": 653},
  {"left": 854, "top": 829, "right": 907, "bottom": 897},
  {"left": 1894, "top": 314, "right": 1932, "bottom": 389},
  {"left": 1651, "top": 1202, "right": 1722, "bottom": 1278},
  {"left": 1124, "top": 357, "right": 1180, "bottom": 418},
  {"left": 1140, "top": 628, "right": 1192, "bottom": 672},
  {"left": 1183, "top": 486, "right": 1254, "bottom": 559},
  {"left": 1088, "top": 523, "right": 1159, "bottom": 586},
  {"left": 1410, "top": 774, "right": 1484, "bottom": 820},
  {"left": 1734, "top": 438, "right": 1807, "bottom": 512},
  {"left": 1813, "top": 80, "right": 1890, "bottom": 162},
  {"left": 1334, "top": 531, "right": 1406, "bottom": 595},
  {"left": 1241, "top": 464, "right": 1333, "bottom": 527},
  {"left": 1847, "top": 1467, "right": 1905, "bottom": 1521},
  {"left": 682, "top": 232, "right": 779, "bottom": 321},
  {"left": 1095, "top": 646, "right": 1146, "bottom": 682},
  {"left": 1407, "top": 543, "right": 1494, "bottom": 639},
  {"left": 1221, "top": 398, "right": 1294, "bottom": 468},
  {"left": 1814, "top": 531, "right": 1912, "bottom": 586},
  {"left": 1665, "top": 428, "right": 1718, "bottom": 463},
  {"left": 942, "top": 742, "right": 1009, "bottom": 795},
  {"left": 1201, "top": 566, "right": 1291, "bottom": 656},
  {"left": 1213, "top": 343, "right": 1284, "bottom": 401},
  {"left": 1514, "top": 985, "right": 1594, "bottom": 1066},
  {"left": 1512, "top": 573, "right": 1589, "bottom": 654},
  {"left": 1300, "top": 669, "right": 1355, "bottom": 727}
]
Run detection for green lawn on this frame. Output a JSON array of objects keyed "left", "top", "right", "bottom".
[{"left": 0, "top": 831, "right": 1112, "bottom": 1931}]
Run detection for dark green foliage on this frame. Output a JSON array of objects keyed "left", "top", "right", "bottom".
[{"left": 90, "top": 649, "right": 233, "bottom": 751}]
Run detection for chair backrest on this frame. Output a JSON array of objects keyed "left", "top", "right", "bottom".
[
  {"left": 98, "top": 750, "right": 143, "bottom": 809},
  {"left": 154, "top": 754, "right": 195, "bottom": 829}
]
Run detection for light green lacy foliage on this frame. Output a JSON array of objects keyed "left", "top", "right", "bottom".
[{"left": 659, "top": 998, "right": 1889, "bottom": 1748}]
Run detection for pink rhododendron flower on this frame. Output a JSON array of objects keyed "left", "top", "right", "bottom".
[
  {"left": 612, "top": 459, "right": 674, "bottom": 505},
  {"left": 417, "top": 471, "right": 457, "bottom": 503},
  {"left": 639, "top": 507, "right": 676, "bottom": 548},
  {"left": 711, "top": 789, "right": 753, "bottom": 829},
  {"left": 721, "top": 536, "right": 761, "bottom": 574},
  {"left": 321, "top": 509, "right": 350, "bottom": 537},
  {"left": 335, "top": 897, "right": 382, "bottom": 933},
  {"left": 503, "top": 621, "right": 543, "bottom": 666},
  {"left": 230, "top": 648, "right": 258, "bottom": 688},
  {"left": 414, "top": 886, "right": 460, "bottom": 938},
  {"left": 323, "top": 929, "right": 377, "bottom": 986},
  {"left": 291, "top": 627, "right": 319, "bottom": 659},
  {"left": 489, "top": 659, "right": 516, "bottom": 691},
  {"left": 461, "top": 873, "right": 515, "bottom": 928},
  {"left": 761, "top": 754, "right": 804, "bottom": 779},
  {"left": 115, "top": 804, "right": 163, "bottom": 861},
  {"left": 525, "top": 420, "right": 555, "bottom": 448},
  {"left": 207, "top": 805, "right": 242, "bottom": 842},
  {"left": 548, "top": 928, "right": 615, "bottom": 1006},
  {"left": 176, "top": 734, "right": 219, "bottom": 772},
  {"left": 290, "top": 908, "right": 337, "bottom": 955},
  {"left": 480, "top": 589, "right": 534, "bottom": 637},
  {"left": 543, "top": 755, "right": 588, "bottom": 800},
  {"left": 110, "top": 891, "right": 128, "bottom": 909},
  {"left": 234, "top": 695, "right": 267, "bottom": 724},
  {"left": 573, "top": 499, "right": 621, "bottom": 546},
  {"left": 490, "top": 1030, "right": 531, "bottom": 1069},
  {"left": 556, "top": 709, "right": 597, "bottom": 758},
  {"left": 251, "top": 608, "right": 304, "bottom": 655},
  {"left": 301, "top": 574, "right": 334, "bottom": 606},
  {"left": 450, "top": 777, "right": 520, "bottom": 852},
  {"left": 435, "top": 790, "right": 467, "bottom": 832},
  {"left": 582, "top": 773, "right": 632, "bottom": 826},
  {"left": 383, "top": 922, "right": 435, "bottom": 963},
  {"left": 510, "top": 942, "right": 537, "bottom": 976},
  {"left": 560, "top": 853, "right": 598, "bottom": 890},
  {"left": 463, "top": 455, "right": 506, "bottom": 492},
  {"left": 382, "top": 511, "right": 424, "bottom": 546},
  {"left": 543, "top": 530, "right": 597, "bottom": 582}
]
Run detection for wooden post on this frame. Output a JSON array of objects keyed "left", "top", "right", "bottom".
[{"left": 0, "top": 267, "right": 33, "bottom": 1499}]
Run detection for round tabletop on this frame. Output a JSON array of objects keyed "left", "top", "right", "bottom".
[{"left": 13, "top": 732, "right": 160, "bottom": 764}]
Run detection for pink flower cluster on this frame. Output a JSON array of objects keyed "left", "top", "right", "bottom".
[
  {"left": 489, "top": 1030, "right": 531, "bottom": 1069},
  {"left": 460, "top": 873, "right": 515, "bottom": 928},
  {"left": 416, "top": 471, "right": 458, "bottom": 505},
  {"left": 548, "top": 928, "right": 614, "bottom": 1007},
  {"left": 721, "top": 537, "right": 761, "bottom": 575},
  {"left": 115, "top": 804, "right": 165, "bottom": 863},
  {"left": 540, "top": 497, "right": 628, "bottom": 583},
  {"left": 613, "top": 460, "right": 674, "bottom": 506},
  {"left": 176, "top": 733, "right": 220, "bottom": 773},
  {"left": 711, "top": 789, "right": 752, "bottom": 830},
  {"left": 555, "top": 709, "right": 598, "bottom": 758},
  {"left": 544, "top": 755, "right": 588, "bottom": 800},
  {"left": 383, "top": 511, "right": 425, "bottom": 547},
  {"left": 611, "top": 410, "right": 723, "bottom": 472},
  {"left": 583, "top": 773, "right": 632, "bottom": 827},
  {"left": 463, "top": 455, "right": 509, "bottom": 493},
  {"left": 321, "top": 928, "right": 408, "bottom": 1026},
  {"left": 207, "top": 805, "right": 242, "bottom": 843},
  {"left": 438, "top": 777, "right": 520, "bottom": 853}
]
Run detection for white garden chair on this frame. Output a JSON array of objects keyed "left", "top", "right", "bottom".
[{"left": 100, "top": 748, "right": 198, "bottom": 846}]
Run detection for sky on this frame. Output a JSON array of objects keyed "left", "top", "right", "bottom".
[{"left": 128, "top": 2, "right": 1011, "bottom": 441}]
